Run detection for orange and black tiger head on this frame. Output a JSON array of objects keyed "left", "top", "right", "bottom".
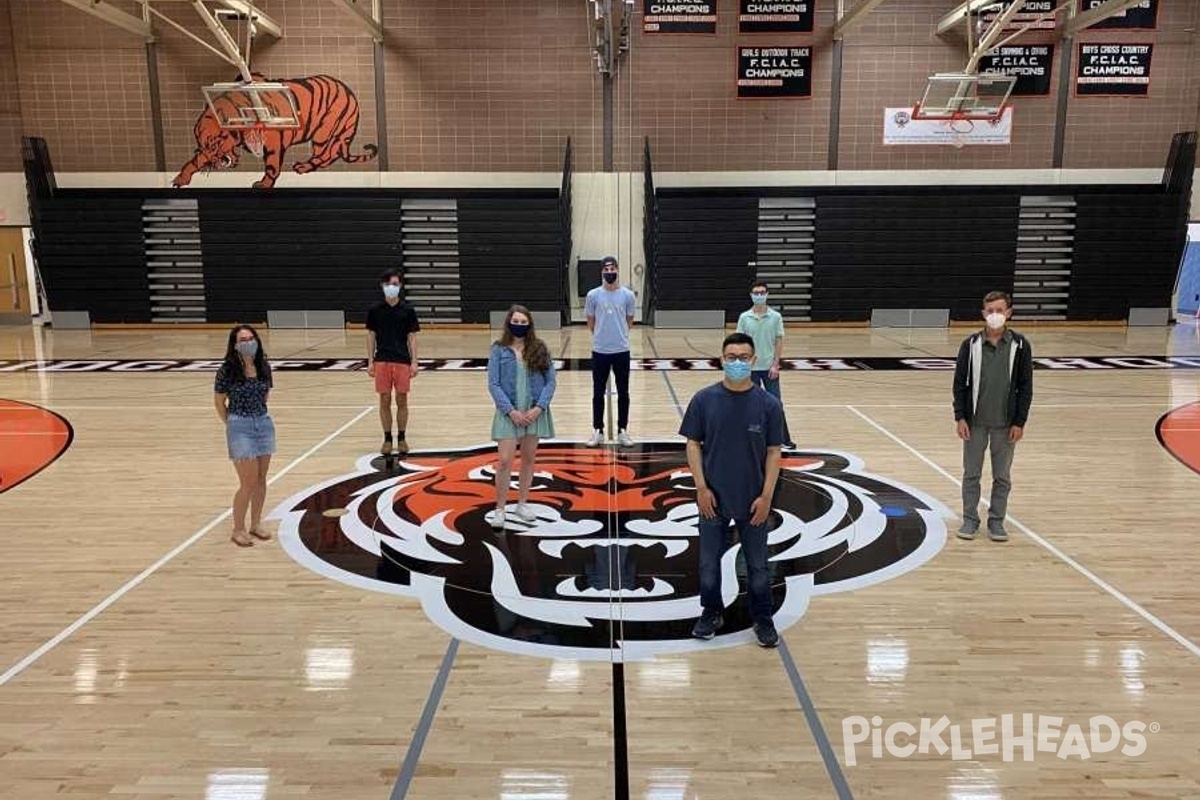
[
  {"left": 270, "top": 442, "right": 950, "bottom": 661},
  {"left": 192, "top": 105, "right": 246, "bottom": 171}
]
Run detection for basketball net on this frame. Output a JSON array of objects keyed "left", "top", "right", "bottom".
[
  {"left": 243, "top": 122, "right": 266, "bottom": 158},
  {"left": 943, "top": 113, "right": 975, "bottom": 150}
]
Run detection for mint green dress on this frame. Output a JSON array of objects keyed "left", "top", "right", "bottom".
[{"left": 491, "top": 360, "right": 556, "bottom": 440}]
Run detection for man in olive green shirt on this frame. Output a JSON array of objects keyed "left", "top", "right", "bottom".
[{"left": 737, "top": 282, "right": 795, "bottom": 448}]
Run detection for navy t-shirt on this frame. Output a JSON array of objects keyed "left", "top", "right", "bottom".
[{"left": 678, "top": 382, "right": 784, "bottom": 520}]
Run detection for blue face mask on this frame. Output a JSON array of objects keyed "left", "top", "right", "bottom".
[
  {"left": 508, "top": 323, "right": 529, "bottom": 338},
  {"left": 751, "top": 293, "right": 767, "bottom": 306},
  {"left": 723, "top": 359, "right": 752, "bottom": 382},
  {"left": 382, "top": 284, "right": 401, "bottom": 299}
]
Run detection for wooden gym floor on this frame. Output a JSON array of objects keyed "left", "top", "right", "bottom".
[{"left": 1, "top": 322, "right": 1199, "bottom": 799}]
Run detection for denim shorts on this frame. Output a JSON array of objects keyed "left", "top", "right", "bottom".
[{"left": 226, "top": 414, "right": 276, "bottom": 461}]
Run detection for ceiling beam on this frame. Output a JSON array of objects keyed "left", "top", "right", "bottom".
[
  {"left": 1063, "top": 0, "right": 1144, "bottom": 36},
  {"left": 966, "top": 0, "right": 1026, "bottom": 72},
  {"left": 217, "top": 0, "right": 283, "bottom": 39},
  {"left": 833, "top": 0, "right": 890, "bottom": 40},
  {"left": 328, "top": 0, "right": 383, "bottom": 42},
  {"left": 55, "top": 0, "right": 152, "bottom": 39},
  {"left": 192, "top": 0, "right": 251, "bottom": 78},
  {"left": 936, "top": 0, "right": 1003, "bottom": 37}
]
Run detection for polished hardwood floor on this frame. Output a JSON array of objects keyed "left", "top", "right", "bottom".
[{"left": 2, "top": 321, "right": 1199, "bottom": 799}]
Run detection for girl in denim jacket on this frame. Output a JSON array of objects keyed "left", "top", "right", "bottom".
[{"left": 486, "top": 305, "right": 557, "bottom": 529}]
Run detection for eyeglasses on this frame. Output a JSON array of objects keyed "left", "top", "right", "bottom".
[{"left": 722, "top": 354, "right": 754, "bottom": 364}]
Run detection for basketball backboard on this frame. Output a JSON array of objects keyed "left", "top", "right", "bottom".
[
  {"left": 912, "top": 72, "right": 1016, "bottom": 120},
  {"left": 201, "top": 82, "right": 301, "bottom": 128}
]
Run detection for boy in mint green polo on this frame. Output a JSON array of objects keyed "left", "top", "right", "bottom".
[{"left": 736, "top": 281, "right": 795, "bottom": 448}]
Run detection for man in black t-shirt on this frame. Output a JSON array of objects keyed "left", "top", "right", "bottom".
[{"left": 366, "top": 268, "right": 421, "bottom": 455}]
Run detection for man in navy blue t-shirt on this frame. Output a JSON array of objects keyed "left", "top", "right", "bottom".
[{"left": 678, "top": 332, "right": 784, "bottom": 648}]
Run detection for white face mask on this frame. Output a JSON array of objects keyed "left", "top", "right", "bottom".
[
  {"left": 985, "top": 311, "right": 1007, "bottom": 330},
  {"left": 382, "top": 284, "right": 401, "bottom": 299}
]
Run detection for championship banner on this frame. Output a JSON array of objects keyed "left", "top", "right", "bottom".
[
  {"left": 883, "top": 108, "right": 1013, "bottom": 146},
  {"left": 975, "top": 0, "right": 1059, "bottom": 32},
  {"left": 1076, "top": 43, "right": 1153, "bottom": 96},
  {"left": 738, "top": 0, "right": 814, "bottom": 33},
  {"left": 1080, "top": 0, "right": 1157, "bottom": 29},
  {"left": 737, "top": 46, "right": 813, "bottom": 98},
  {"left": 644, "top": 0, "right": 717, "bottom": 33},
  {"left": 979, "top": 45, "right": 1054, "bottom": 96}
]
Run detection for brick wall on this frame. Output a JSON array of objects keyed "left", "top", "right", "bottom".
[{"left": 3, "top": 0, "right": 1197, "bottom": 174}]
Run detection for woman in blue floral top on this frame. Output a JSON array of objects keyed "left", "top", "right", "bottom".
[
  {"left": 213, "top": 324, "right": 276, "bottom": 547},
  {"left": 486, "top": 305, "right": 556, "bottom": 530}
]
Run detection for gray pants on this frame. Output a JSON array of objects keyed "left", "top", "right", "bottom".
[{"left": 962, "top": 425, "right": 1016, "bottom": 528}]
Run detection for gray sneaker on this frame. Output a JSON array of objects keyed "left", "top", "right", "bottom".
[
  {"left": 691, "top": 610, "right": 723, "bottom": 640},
  {"left": 957, "top": 521, "right": 978, "bottom": 540},
  {"left": 988, "top": 523, "right": 1009, "bottom": 542}
]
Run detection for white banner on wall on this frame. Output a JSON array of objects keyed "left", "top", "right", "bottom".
[{"left": 883, "top": 107, "right": 1014, "bottom": 146}]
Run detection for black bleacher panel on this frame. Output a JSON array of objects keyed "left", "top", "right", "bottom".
[
  {"left": 199, "top": 195, "right": 402, "bottom": 324},
  {"left": 36, "top": 196, "right": 149, "bottom": 323},
  {"left": 1069, "top": 194, "right": 1184, "bottom": 320},
  {"left": 458, "top": 197, "right": 564, "bottom": 323},
  {"left": 653, "top": 195, "right": 759, "bottom": 322},
  {"left": 812, "top": 194, "right": 1021, "bottom": 322}
]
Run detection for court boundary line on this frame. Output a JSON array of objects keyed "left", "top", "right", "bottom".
[
  {"left": 647, "top": 332, "right": 854, "bottom": 798},
  {"left": 0, "top": 405, "right": 375, "bottom": 687},
  {"left": 390, "top": 639, "right": 460, "bottom": 800},
  {"left": 846, "top": 404, "right": 1200, "bottom": 660},
  {"left": 779, "top": 639, "right": 855, "bottom": 800}
]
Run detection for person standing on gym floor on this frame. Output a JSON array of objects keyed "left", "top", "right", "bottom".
[
  {"left": 737, "top": 281, "right": 796, "bottom": 449},
  {"left": 214, "top": 324, "right": 275, "bottom": 548},
  {"left": 585, "top": 255, "right": 637, "bottom": 447},
  {"left": 953, "top": 290, "right": 1033, "bottom": 543},
  {"left": 366, "top": 269, "right": 421, "bottom": 457},
  {"left": 681, "top": 331, "right": 784, "bottom": 648}
]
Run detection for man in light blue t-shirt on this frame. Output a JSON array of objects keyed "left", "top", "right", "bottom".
[
  {"left": 584, "top": 255, "right": 637, "bottom": 447},
  {"left": 736, "top": 281, "right": 795, "bottom": 448}
]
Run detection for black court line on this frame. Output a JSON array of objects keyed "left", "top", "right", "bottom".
[
  {"left": 646, "top": 332, "right": 856, "bottom": 800},
  {"left": 390, "top": 638, "right": 459, "bottom": 800},
  {"left": 779, "top": 639, "right": 855, "bottom": 800}
]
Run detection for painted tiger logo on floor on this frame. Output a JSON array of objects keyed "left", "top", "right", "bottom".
[
  {"left": 268, "top": 442, "right": 951, "bottom": 661},
  {"left": 172, "top": 74, "right": 377, "bottom": 189}
]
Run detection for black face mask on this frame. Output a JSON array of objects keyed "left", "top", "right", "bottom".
[
  {"left": 603, "top": 272, "right": 618, "bottom": 284},
  {"left": 508, "top": 323, "right": 529, "bottom": 338}
]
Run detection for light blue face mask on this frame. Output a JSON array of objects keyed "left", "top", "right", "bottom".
[
  {"left": 751, "top": 293, "right": 767, "bottom": 306},
  {"left": 382, "top": 284, "right": 401, "bottom": 299},
  {"left": 723, "top": 359, "right": 752, "bottom": 382}
]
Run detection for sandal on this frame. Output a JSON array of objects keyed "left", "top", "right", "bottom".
[
  {"left": 249, "top": 527, "right": 273, "bottom": 541},
  {"left": 231, "top": 530, "right": 254, "bottom": 547}
]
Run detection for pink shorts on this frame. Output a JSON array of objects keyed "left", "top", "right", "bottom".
[{"left": 373, "top": 361, "right": 412, "bottom": 394}]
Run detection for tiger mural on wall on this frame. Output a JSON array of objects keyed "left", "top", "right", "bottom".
[{"left": 172, "top": 74, "right": 378, "bottom": 189}]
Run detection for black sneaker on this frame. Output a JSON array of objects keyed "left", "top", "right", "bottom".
[
  {"left": 754, "top": 619, "right": 780, "bottom": 648},
  {"left": 784, "top": 440, "right": 797, "bottom": 449},
  {"left": 691, "top": 610, "right": 723, "bottom": 640}
]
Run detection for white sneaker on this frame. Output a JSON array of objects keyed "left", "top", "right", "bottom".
[
  {"left": 617, "top": 430, "right": 634, "bottom": 448},
  {"left": 485, "top": 509, "right": 506, "bottom": 530},
  {"left": 587, "top": 429, "right": 604, "bottom": 447},
  {"left": 515, "top": 504, "right": 537, "bottom": 523}
]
